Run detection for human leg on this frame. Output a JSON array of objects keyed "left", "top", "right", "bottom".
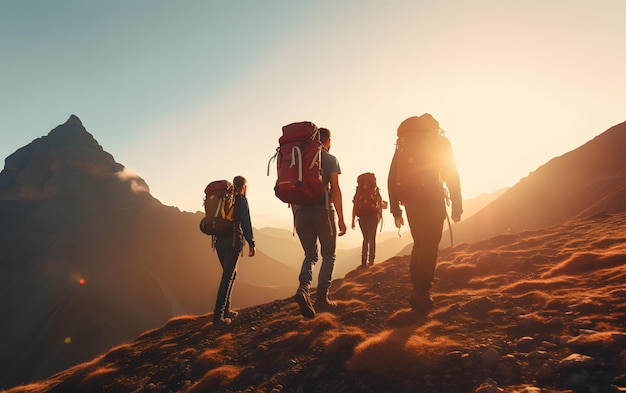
[
  {"left": 316, "top": 209, "right": 337, "bottom": 308},
  {"left": 404, "top": 202, "right": 445, "bottom": 312},
  {"left": 358, "top": 218, "right": 368, "bottom": 266},
  {"left": 213, "top": 236, "right": 240, "bottom": 324},
  {"left": 294, "top": 208, "right": 319, "bottom": 318},
  {"left": 365, "top": 215, "right": 378, "bottom": 265}
]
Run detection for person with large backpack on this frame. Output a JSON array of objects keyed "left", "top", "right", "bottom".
[
  {"left": 291, "top": 126, "right": 347, "bottom": 319},
  {"left": 351, "top": 172, "right": 387, "bottom": 268},
  {"left": 387, "top": 113, "right": 462, "bottom": 314},
  {"left": 207, "top": 175, "right": 256, "bottom": 326}
]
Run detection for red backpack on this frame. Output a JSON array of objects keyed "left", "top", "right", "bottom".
[
  {"left": 268, "top": 121, "right": 325, "bottom": 205},
  {"left": 199, "top": 180, "right": 235, "bottom": 236},
  {"left": 353, "top": 172, "right": 382, "bottom": 217}
]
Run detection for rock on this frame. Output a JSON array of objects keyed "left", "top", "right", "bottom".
[
  {"left": 475, "top": 378, "right": 504, "bottom": 393},
  {"left": 559, "top": 353, "right": 596, "bottom": 369},
  {"left": 482, "top": 347, "right": 502, "bottom": 366},
  {"left": 516, "top": 336, "right": 535, "bottom": 351}
]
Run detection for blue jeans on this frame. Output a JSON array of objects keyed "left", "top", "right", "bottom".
[
  {"left": 213, "top": 235, "right": 241, "bottom": 318},
  {"left": 294, "top": 206, "right": 336, "bottom": 294}
]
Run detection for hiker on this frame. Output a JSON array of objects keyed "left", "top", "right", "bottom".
[
  {"left": 351, "top": 173, "right": 387, "bottom": 268},
  {"left": 294, "top": 127, "right": 347, "bottom": 318},
  {"left": 387, "top": 113, "right": 462, "bottom": 313},
  {"left": 213, "top": 175, "right": 256, "bottom": 326}
]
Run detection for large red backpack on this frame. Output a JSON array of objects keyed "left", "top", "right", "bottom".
[
  {"left": 268, "top": 121, "right": 325, "bottom": 205},
  {"left": 392, "top": 114, "right": 444, "bottom": 203},
  {"left": 353, "top": 172, "right": 382, "bottom": 217},
  {"left": 199, "top": 180, "right": 235, "bottom": 236}
]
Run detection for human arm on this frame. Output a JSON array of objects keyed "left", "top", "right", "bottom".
[
  {"left": 439, "top": 137, "right": 463, "bottom": 222},
  {"left": 235, "top": 196, "right": 257, "bottom": 256},
  {"left": 351, "top": 192, "right": 356, "bottom": 229},
  {"left": 387, "top": 151, "right": 404, "bottom": 228},
  {"left": 329, "top": 171, "right": 347, "bottom": 236}
]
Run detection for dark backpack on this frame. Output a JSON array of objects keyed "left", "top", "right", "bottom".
[
  {"left": 268, "top": 121, "right": 325, "bottom": 205},
  {"left": 199, "top": 180, "right": 235, "bottom": 236},
  {"left": 353, "top": 172, "right": 382, "bottom": 217},
  {"left": 392, "top": 114, "right": 444, "bottom": 203}
]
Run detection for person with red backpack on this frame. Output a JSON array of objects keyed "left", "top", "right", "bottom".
[
  {"left": 351, "top": 172, "right": 387, "bottom": 268},
  {"left": 212, "top": 175, "right": 256, "bottom": 326},
  {"left": 387, "top": 113, "right": 462, "bottom": 314},
  {"left": 293, "top": 127, "right": 347, "bottom": 319}
]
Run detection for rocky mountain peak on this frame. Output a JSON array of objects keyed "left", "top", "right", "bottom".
[{"left": 0, "top": 116, "right": 149, "bottom": 201}]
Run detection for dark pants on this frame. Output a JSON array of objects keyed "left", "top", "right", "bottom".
[
  {"left": 213, "top": 235, "right": 241, "bottom": 319},
  {"left": 358, "top": 214, "right": 379, "bottom": 265},
  {"left": 295, "top": 206, "right": 336, "bottom": 295},
  {"left": 404, "top": 199, "right": 446, "bottom": 291}
]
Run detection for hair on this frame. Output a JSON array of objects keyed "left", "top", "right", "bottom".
[
  {"left": 319, "top": 127, "right": 331, "bottom": 143},
  {"left": 233, "top": 176, "right": 247, "bottom": 193}
]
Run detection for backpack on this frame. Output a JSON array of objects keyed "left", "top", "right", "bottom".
[
  {"left": 268, "top": 121, "right": 325, "bottom": 205},
  {"left": 199, "top": 180, "right": 235, "bottom": 236},
  {"left": 353, "top": 172, "right": 382, "bottom": 218},
  {"left": 392, "top": 114, "right": 444, "bottom": 203}
]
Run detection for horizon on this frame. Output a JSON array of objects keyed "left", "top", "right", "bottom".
[{"left": 1, "top": 1, "right": 625, "bottom": 233}]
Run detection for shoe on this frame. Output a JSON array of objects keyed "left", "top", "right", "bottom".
[
  {"left": 315, "top": 296, "right": 337, "bottom": 310},
  {"left": 213, "top": 317, "right": 232, "bottom": 327},
  {"left": 410, "top": 290, "right": 434, "bottom": 314},
  {"left": 294, "top": 289, "right": 316, "bottom": 319},
  {"left": 225, "top": 309, "right": 239, "bottom": 319},
  {"left": 368, "top": 262, "right": 374, "bottom": 267}
]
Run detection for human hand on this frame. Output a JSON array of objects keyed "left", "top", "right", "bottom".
[
  {"left": 451, "top": 205, "right": 463, "bottom": 223},
  {"left": 338, "top": 220, "right": 347, "bottom": 236},
  {"left": 394, "top": 216, "right": 404, "bottom": 229},
  {"left": 248, "top": 246, "right": 256, "bottom": 257}
]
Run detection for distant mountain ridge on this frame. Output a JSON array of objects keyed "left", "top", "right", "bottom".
[
  {"left": 0, "top": 116, "right": 296, "bottom": 389},
  {"left": 441, "top": 120, "right": 626, "bottom": 247}
]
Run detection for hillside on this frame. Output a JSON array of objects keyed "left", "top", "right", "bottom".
[
  {"left": 5, "top": 209, "right": 625, "bottom": 393},
  {"left": 0, "top": 116, "right": 297, "bottom": 389},
  {"left": 446, "top": 121, "right": 626, "bottom": 246}
]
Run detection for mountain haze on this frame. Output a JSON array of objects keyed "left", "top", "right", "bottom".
[
  {"left": 0, "top": 116, "right": 297, "bottom": 389},
  {"left": 436, "top": 121, "right": 626, "bottom": 249}
]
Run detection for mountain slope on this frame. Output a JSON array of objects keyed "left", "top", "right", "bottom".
[
  {"left": 443, "top": 121, "right": 626, "bottom": 247},
  {"left": 0, "top": 116, "right": 297, "bottom": 389},
  {"left": 6, "top": 210, "right": 626, "bottom": 393}
]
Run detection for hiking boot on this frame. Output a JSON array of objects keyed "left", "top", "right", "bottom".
[
  {"left": 213, "top": 317, "right": 232, "bottom": 327},
  {"left": 294, "top": 287, "right": 316, "bottom": 319},
  {"left": 409, "top": 289, "right": 434, "bottom": 314},
  {"left": 225, "top": 309, "right": 239, "bottom": 319},
  {"left": 315, "top": 296, "right": 337, "bottom": 310}
]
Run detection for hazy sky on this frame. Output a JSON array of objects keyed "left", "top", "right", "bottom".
[{"left": 2, "top": 1, "right": 625, "bottom": 242}]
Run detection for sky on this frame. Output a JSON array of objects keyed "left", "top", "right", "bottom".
[{"left": 1, "top": 1, "right": 625, "bottom": 247}]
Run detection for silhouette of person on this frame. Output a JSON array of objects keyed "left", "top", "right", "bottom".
[
  {"left": 213, "top": 175, "right": 256, "bottom": 326},
  {"left": 293, "top": 127, "right": 347, "bottom": 318},
  {"left": 351, "top": 173, "right": 386, "bottom": 267},
  {"left": 387, "top": 114, "right": 462, "bottom": 313}
]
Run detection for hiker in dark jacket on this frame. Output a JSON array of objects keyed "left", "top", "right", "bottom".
[
  {"left": 387, "top": 113, "right": 462, "bottom": 313},
  {"left": 213, "top": 175, "right": 256, "bottom": 326}
]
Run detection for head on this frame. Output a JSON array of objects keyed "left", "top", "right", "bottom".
[
  {"left": 319, "top": 127, "right": 331, "bottom": 150},
  {"left": 233, "top": 175, "right": 247, "bottom": 195}
]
